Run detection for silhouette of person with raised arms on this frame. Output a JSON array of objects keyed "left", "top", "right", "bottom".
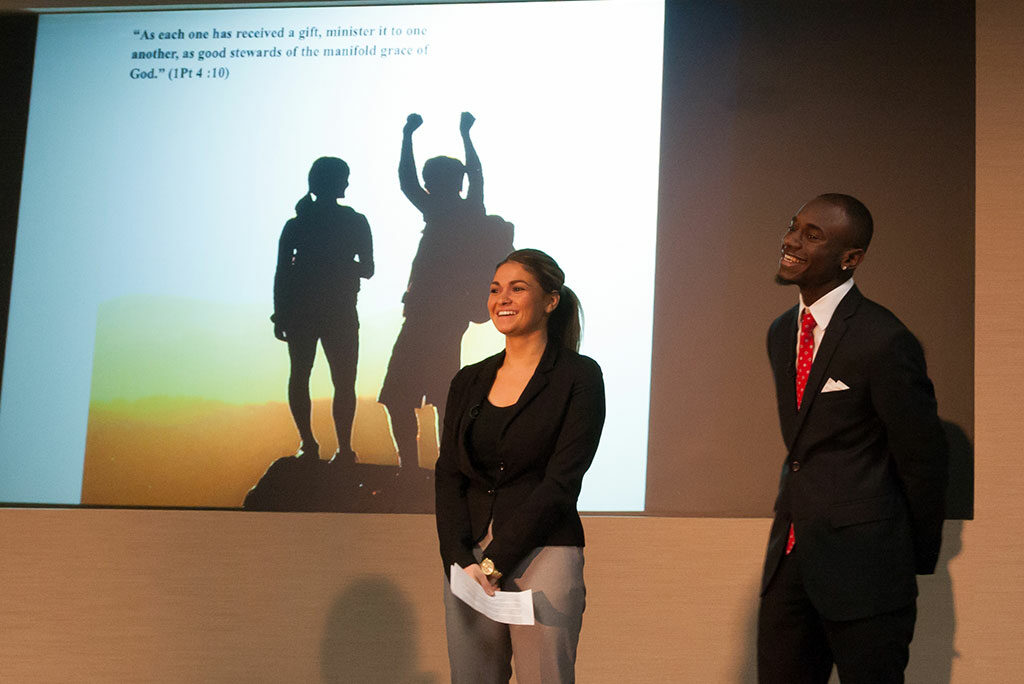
[
  {"left": 273, "top": 156, "right": 373, "bottom": 464},
  {"left": 379, "top": 112, "right": 513, "bottom": 486}
]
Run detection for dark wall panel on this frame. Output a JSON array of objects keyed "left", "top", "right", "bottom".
[{"left": 647, "top": 0, "right": 974, "bottom": 516}]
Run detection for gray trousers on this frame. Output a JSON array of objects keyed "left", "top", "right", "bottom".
[{"left": 442, "top": 545, "right": 586, "bottom": 684}]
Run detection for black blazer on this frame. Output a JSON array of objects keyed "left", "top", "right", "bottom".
[
  {"left": 763, "top": 286, "right": 948, "bottom": 621},
  {"left": 435, "top": 343, "right": 605, "bottom": 579}
]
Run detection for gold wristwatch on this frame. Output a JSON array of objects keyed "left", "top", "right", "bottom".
[{"left": 480, "top": 558, "right": 502, "bottom": 580}]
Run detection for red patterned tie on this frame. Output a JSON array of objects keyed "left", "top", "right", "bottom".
[
  {"left": 787, "top": 309, "right": 816, "bottom": 555},
  {"left": 795, "top": 309, "right": 817, "bottom": 409}
]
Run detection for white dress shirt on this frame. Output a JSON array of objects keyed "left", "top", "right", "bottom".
[{"left": 797, "top": 278, "right": 855, "bottom": 362}]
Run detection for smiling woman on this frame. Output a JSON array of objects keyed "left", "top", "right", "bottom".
[
  {"left": 488, "top": 261, "right": 559, "bottom": 344},
  {"left": 435, "top": 248, "right": 604, "bottom": 683}
]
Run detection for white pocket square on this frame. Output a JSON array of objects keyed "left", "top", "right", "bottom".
[{"left": 821, "top": 378, "right": 850, "bottom": 393}]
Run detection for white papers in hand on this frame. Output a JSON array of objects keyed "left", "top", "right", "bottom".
[{"left": 449, "top": 563, "right": 535, "bottom": 625}]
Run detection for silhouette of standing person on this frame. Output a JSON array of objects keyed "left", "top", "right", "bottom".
[
  {"left": 273, "top": 157, "right": 374, "bottom": 463},
  {"left": 379, "top": 112, "right": 513, "bottom": 480}
]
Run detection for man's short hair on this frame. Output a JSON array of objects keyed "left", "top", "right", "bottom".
[{"left": 818, "top": 193, "right": 873, "bottom": 250}]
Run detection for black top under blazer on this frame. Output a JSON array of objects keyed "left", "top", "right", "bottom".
[
  {"left": 435, "top": 342, "right": 606, "bottom": 580},
  {"left": 763, "top": 285, "right": 949, "bottom": 621}
]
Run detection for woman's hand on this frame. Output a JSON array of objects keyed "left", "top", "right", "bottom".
[{"left": 462, "top": 564, "right": 499, "bottom": 596}]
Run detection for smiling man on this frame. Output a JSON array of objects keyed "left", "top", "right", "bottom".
[{"left": 758, "top": 193, "right": 949, "bottom": 684}]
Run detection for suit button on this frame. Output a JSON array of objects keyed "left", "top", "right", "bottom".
[
  {"left": 498, "top": 461, "right": 506, "bottom": 472},
  {"left": 790, "top": 461, "right": 800, "bottom": 472},
  {"left": 487, "top": 489, "right": 495, "bottom": 496}
]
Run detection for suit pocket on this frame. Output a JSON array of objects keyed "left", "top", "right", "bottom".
[
  {"left": 814, "top": 387, "right": 864, "bottom": 405},
  {"left": 829, "top": 495, "right": 895, "bottom": 528}
]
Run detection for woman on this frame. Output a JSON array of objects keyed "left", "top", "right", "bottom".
[
  {"left": 435, "top": 248, "right": 606, "bottom": 683},
  {"left": 272, "top": 157, "right": 374, "bottom": 463}
]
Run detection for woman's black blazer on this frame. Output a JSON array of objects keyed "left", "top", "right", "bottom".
[{"left": 435, "top": 342, "right": 605, "bottom": 578}]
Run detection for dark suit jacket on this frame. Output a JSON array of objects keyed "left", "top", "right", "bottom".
[
  {"left": 435, "top": 343, "right": 605, "bottom": 580},
  {"left": 762, "top": 285, "right": 948, "bottom": 621}
]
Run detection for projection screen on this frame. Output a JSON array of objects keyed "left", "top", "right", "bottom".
[{"left": 0, "top": 0, "right": 664, "bottom": 511}]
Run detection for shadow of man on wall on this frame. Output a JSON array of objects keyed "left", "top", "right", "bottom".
[
  {"left": 908, "top": 420, "right": 972, "bottom": 683},
  {"left": 378, "top": 111, "right": 514, "bottom": 509}
]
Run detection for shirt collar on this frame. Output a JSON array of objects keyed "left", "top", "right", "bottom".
[{"left": 799, "top": 278, "right": 855, "bottom": 330}]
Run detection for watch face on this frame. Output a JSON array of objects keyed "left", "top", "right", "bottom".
[{"left": 481, "top": 559, "right": 494, "bottom": 575}]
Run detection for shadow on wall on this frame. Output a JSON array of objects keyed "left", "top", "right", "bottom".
[
  {"left": 320, "top": 576, "right": 439, "bottom": 684},
  {"left": 943, "top": 421, "right": 974, "bottom": 520},
  {"left": 910, "top": 518, "right": 963, "bottom": 684},
  {"left": 736, "top": 577, "right": 759, "bottom": 683}
]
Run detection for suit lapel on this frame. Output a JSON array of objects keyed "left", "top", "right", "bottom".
[
  {"left": 771, "top": 306, "right": 800, "bottom": 445},
  {"left": 456, "top": 344, "right": 558, "bottom": 463},
  {"left": 777, "top": 306, "right": 800, "bottom": 413},
  {"left": 457, "top": 352, "right": 504, "bottom": 467},
  {"left": 499, "top": 343, "right": 557, "bottom": 441},
  {"left": 786, "top": 286, "right": 863, "bottom": 450}
]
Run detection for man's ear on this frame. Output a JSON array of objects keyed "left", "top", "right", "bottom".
[{"left": 841, "top": 248, "right": 865, "bottom": 271}]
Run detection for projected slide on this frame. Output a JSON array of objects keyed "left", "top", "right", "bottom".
[{"left": 0, "top": 1, "right": 664, "bottom": 511}]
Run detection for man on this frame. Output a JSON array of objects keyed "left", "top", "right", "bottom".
[
  {"left": 379, "top": 112, "right": 513, "bottom": 498},
  {"left": 758, "top": 193, "right": 948, "bottom": 683}
]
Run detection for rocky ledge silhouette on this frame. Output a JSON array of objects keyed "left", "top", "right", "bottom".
[{"left": 243, "top": 455, "right": 434, "bottom": 513}]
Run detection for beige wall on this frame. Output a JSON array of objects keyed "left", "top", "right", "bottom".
[{"left": 3, "top": 1, "right": 1023, "bottom": 681}]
